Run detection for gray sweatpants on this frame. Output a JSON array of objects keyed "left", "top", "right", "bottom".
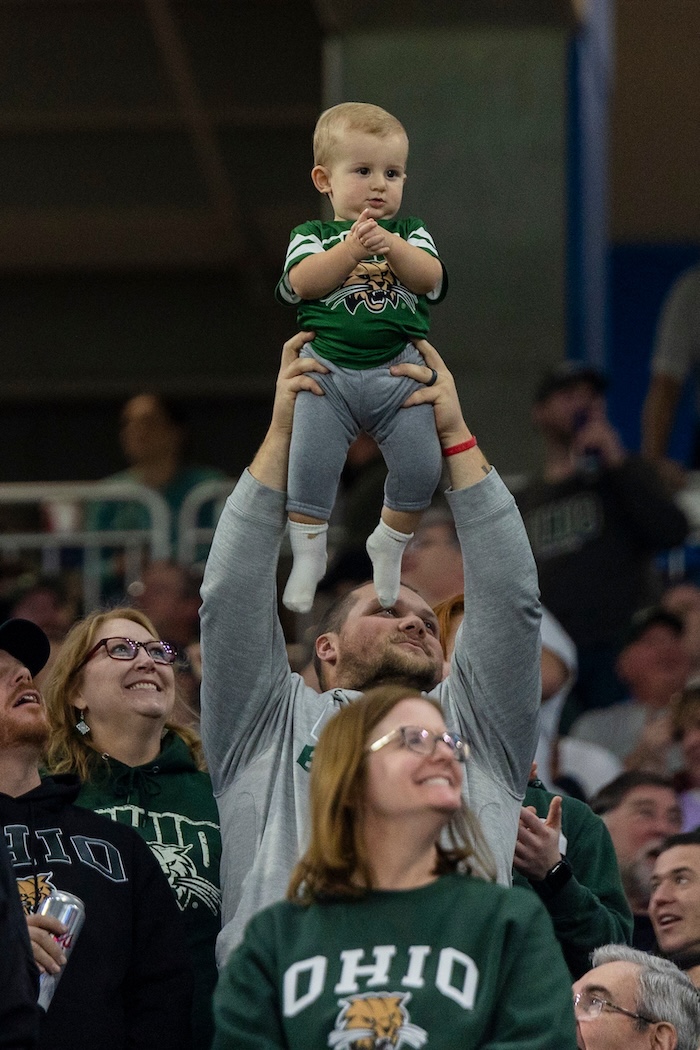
[{"left": 287, "top": 342, "right": 443, "bottom": 520}]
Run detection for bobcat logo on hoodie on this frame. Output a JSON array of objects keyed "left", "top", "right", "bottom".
[
  {"left": 16, "top": 871, "right": 55, "bottom": 912},
  {"left": 149, "top": 841, "right": 221, "bottom": 914},
  {"left": 328, "top": 991, "right": 427, "bottom": 1050}
]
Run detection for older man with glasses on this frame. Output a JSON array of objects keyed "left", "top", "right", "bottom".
[{"left": 572, "top": 944, "right": 700, "bottom": 1050}]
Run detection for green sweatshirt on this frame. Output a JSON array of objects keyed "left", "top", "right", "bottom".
[
  {"left": 76, "top": 731, "right": 221, "bottom": 1050},
  {"left": 513, "top": 781, "right": 633, "bottom": 978},
  {"left": 213, "top": 873, "right": 577, "bottom": 1050}
]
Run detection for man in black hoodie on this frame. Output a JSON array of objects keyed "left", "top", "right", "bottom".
[
  {"left": 0, "top": 618, "right": 194, "bottom": 1050},
  {"left": 0, "top": 831, "right": 39, "bottom": 1050}
]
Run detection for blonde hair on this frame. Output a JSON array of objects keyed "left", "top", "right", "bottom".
[
  {"left": 287, "top": 682, "right": 495, "bottom": 904},
  {"left": 313, "top": 102, "right": 408, "bottom": 167},
  {"left": 44, "top": 606, "right": 205, "bottom": 780}
]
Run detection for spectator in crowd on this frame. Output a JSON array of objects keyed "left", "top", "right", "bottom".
[
  {"left": 401, "top": 507, "right": 463, "bottom": 607},
  {"left": 573, "top": 944, "right": 700, "bottom": 1050},
  {"left": 0, "top": 832, "right": 39, "bottom": 1050},
  {"left": 84, "top": 393, "right": 227, "bottom": 594},
  {"left": 44, "top": 608, "right": 220, "bottom": 1050},
  {"left": 569, "top": 606, "right": 691, "bottom": 774},
  {"left": 649, "top": 830, "right": 700, "bottom": 987},
  {"left": 128, "top": 560, "right": 204, "bottom": 726},
  {"left": 670, "top": 685, "right": 700, "bottom": 830},
  {"left": 212, "top": 685, "right": 577, "bottom": 1050},
  {"left": 0, "top": 617, "right": 193, "bottom": 1050},
  {"left": 9, "top": 575, "right": 80, "bottom": 687},
  {"left": 332, "top": 430, "right": 387, "bottom": 549},
  {"left": 513, "top": 773, "right": 632, "bottom": 978},
  {"left": 591, "top": 772, "right": 683, "bottom": 951},
  {"left": 200, "top": 333, "right": 542, "bottom": 963},
  {"left": 642, "top": 262, "right": 700, "bottom": 485},
  {"left": 662, "top": 582, "right": 700, "bottom": 680},
  {"left": 433, "top": 595, "right": 621, "bottom": 799},
  {"left": 515, "top": 361, "right": 688, "bottom": 722},
  {"left": 128, "top": 560, "right": 202, "bottom": 651}
]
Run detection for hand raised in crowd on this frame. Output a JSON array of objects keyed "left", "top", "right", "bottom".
[
  {"left": 392, "top": 338, "right": 468, "bottom": 448},
  {"left": 625, "top": 710, "right": 675, "bottom": 774},
  {"left": 514, "top": 795, "right": 563, "bottom": 882},
  {"left": 271, "top": 330, "right": 327, "bottom": 437},
  {"left": 572, "top": 401, "right": 626, "bottom": 468}
]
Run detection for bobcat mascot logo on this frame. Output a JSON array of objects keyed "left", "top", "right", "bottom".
[
  {"left": 16, "top": 872, "right": 56, "bottom": 913},
  {"left": 148, "top": 841, "right": 221, "bottom": 914},
  {"left": 328, "top": 991, "right": 428, "bottom": 1050},
  {"left": 324, "top": 260, "right": 418, "bottom": 317}
]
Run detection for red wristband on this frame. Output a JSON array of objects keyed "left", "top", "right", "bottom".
[{"left": 442, "top": 436, "right": 477, "bottom": 457}]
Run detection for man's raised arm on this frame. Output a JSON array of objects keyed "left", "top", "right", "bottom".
[
  {"left": 199, "top": 332, "right": 329, "bottom": 789},
  {"left": 248, "top": 330, "right": 327, "bottom": 490},
  {"left": 394, "top": 340, "right": 542, "bottom": 812},
  {"left": 390, "top": 338, "right": 491, "bottom": 490}
]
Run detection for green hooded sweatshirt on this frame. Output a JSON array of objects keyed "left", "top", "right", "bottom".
[{"left": 76, "top": 731, "right": 221, "bottom": 1050}]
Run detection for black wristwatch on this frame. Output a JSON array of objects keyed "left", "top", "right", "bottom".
[{"left": 531, "top": 857, "right": 573, "bottom": 900}]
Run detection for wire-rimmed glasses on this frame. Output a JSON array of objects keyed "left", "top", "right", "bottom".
[
  {"left": 573, "top": 991, "right": 655, "bottom": 1025},
  {"left": 367, "top": 725, "right": 469, "bottom": 763}
]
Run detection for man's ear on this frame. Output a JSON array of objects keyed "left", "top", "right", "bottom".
[
  {"left": 315, "top": 632, "right": 339, "bottom": 669},
  {"left": 650, "top": 1020, "right": 678, "bottom": 1050},
  {"left": 311, "top": 165, "right": 332, "bottom": 195}
]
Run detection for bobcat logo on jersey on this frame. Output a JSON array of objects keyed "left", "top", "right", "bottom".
[
  {"left": 148, "top": 841, "right": 221, "bottom": 914},
  {"left": 324, "top": 261, "right": 418, "bottom": 317},
  {"left": 16, "top": 872, "right": 55, "bottom": 913},
  {"left": 328, "top": 991, "right": 427, "bottom": 1050}
]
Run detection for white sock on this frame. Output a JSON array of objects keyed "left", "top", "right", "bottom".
[
  {"left": 366, "top": 519, "right": 413, "bottom": 608},
  {"left": 283, "top": 521, "right": 329, "bottom": 614}
]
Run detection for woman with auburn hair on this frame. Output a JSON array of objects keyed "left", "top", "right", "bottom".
[
  {"left": 212, "top": 684, "right": 577, "bottom": 1050},
  {"left": 44, "top": 606, "right": 221, "bottom": 1050}
]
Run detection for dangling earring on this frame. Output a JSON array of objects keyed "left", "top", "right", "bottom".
[{"left": 75, "top": 713, "right": 90, "bottom": 736}]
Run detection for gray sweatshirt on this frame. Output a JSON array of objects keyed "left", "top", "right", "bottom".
[{"left": 200, "top": 467, "right": 541, "bottom": 965}]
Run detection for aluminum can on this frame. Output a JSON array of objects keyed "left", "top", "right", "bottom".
[{"left": 36, "top": 890, "right": 86, "bottom": 1011}]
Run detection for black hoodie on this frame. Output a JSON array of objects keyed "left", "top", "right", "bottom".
[
  {"left": 0, "top": 832, "right": 39, "bottom": 1049},
  {"left": 0, "top": 774, "right": 193, "bottom": 1050}
]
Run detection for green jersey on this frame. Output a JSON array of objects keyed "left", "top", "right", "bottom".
[
  {"left": 213, "top": 874, "right": 577, "bottom": 1050},
  {"left": 275, "top": 217, "right": 447, "bottom": 368}
]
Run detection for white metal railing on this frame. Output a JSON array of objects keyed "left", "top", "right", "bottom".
[
  {"left": 175, "top": 479, "right": 346, "bottom": 564},
  {"left": 176, "top": 479, "right": 235, "bottom": 566},
  {"left": 0, "top": 480, "right": 172, "bottom": 611},
  {"left": 8, "top": 465, "right": 694, "bottom": 611}
]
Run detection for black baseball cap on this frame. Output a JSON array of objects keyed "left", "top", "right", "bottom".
[
  {"left": 0, "top": 618, "right": 51, "bottom": 677},
  {"left": 621, "top": 606, "right": 684, "bottom": 650},
  {"left": 534, "top": 361, "right": 608, "bottom": 404}
]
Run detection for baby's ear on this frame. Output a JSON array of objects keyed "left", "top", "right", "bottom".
[{"left": 311, "top": 165, "right": 332, "bottom": 195}]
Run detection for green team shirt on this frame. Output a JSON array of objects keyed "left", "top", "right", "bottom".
[
  {"left": 275, "top": 217, "right": 447, "bottom": 368},
  {"left": 213, "top": 874, "right": 577, "bottom": 1050}
]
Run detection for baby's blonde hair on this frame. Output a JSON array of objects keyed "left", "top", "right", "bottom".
[{"left": 313, "top": 102, "right": 408, "bottom": 167}]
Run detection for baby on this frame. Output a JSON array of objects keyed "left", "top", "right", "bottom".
[{"left": 276, "top": 102, "right": 447, "bottom": 613}]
